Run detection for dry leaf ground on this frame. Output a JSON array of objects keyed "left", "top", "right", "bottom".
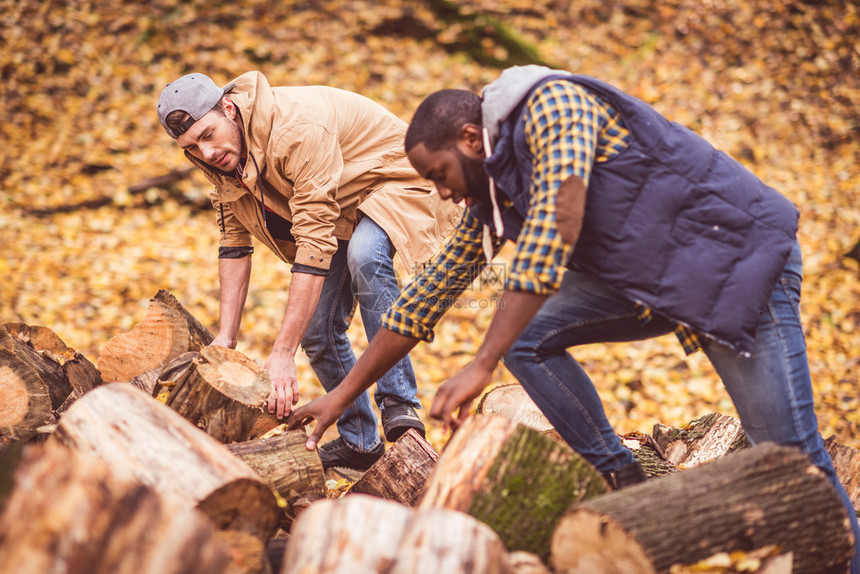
[{"left": 2, "top": 0, "right": 857, "bottom": 450}]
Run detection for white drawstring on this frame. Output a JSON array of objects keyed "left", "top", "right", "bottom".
[{"left": 482, "top": 127, "right": 503, "bottom": 263}]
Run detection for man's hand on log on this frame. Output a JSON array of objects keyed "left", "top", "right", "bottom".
[
  {"left": 429, "top": 360, "right": 494, "bottom": 433},
  {"left": 265, "top": 350, "right": 300, "bottom": 419}
]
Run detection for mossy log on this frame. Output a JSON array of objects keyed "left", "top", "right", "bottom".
[
  {"left": 227, "top": 428, "right": 326, "bottom": 530},
  {"left": 282, "top": 494, "right": 512, "bottom": 574},
  {"left": 0, "top": 440, "right": 231, "bottom": 574},
  {"left": 349, "top": 428, "right": 439, "bottom": 506},
  {"left": 97, "top": 289, "right": 214, "bottom": 383},
  {"left": 652, "top": 412, "right": 750, "bottom": 469},
  {"left": 52, "top": 382, "right": 279, "bottom": 540},
  {"left": 619, "top": 431, "right": 677, "bottom": 478},
  {"left": 551, "top": 443, "right": 854, "bottom": 574},
  {"left": 419, "top": 414, "right": 607, "bottom": 561},
  {"left": 165, "top": 345, "right": 270, "bottom": 443}
]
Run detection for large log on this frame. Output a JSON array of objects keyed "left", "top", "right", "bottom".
[
  {"left": 227, "top": 428, "right": 326, "bottom": 529},
  {"left": 282, "top": 494, "right": 512, "bottom": 574},
  {"left": 0, "top": 440, "right": 231, "bottom": 574},
  {"left": 52, "top": 382, "right": 279, "bottom": 540},
  {"left": 166, "top": 345, "right": 270, "bottom": 443},
  {"left": 652, "top": 412, "right": 750, "bottom": 469},
  {"left": 419, "top": 414, "right": 607, "bottom": 561},
  {"left": 97, "top": 289, "right": 214, "bottom": 383},
  {"left": 349, "top": 428, "right": 439, "bottom": 506},
  {"left": 476, "top": 383, "right": 557, "bottom": 436},
  {"left": 551, "top": 442, "right": 854, "bottom": 574}
]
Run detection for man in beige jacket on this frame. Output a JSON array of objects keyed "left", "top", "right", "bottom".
[{"left": 157, "top": 72, "right": 461, "bottom": 470}]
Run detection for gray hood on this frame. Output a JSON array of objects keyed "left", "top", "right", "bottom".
[{"left": 481, "top": 65, "right": 572, "bottom": 144}]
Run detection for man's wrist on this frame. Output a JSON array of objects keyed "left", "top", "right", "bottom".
[{"left": 473, "top": 346, "right": 503, "bottom": 372}]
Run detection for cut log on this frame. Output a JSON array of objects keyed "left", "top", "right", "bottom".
[
  {"left": 652, "top": 412, "right": 750, "bottom": 469},
  {"left": 282, "top": 494, "right": 512, "bottom": 574},
  {"left": 227, "top": 428, "right": 326, "bottom": 529},
  {"left": 3, "top": 322, "right": 103, "bottom": 414},
  {"left": 282, "top": 495, "right": 413, "bottom": 573},
  {"left": 97, "top": 289, "right": 214, "bottom": 383},
  {"left": 215, "top": 529, "right": 273, "bottom": 574},
  {"left": 52, "top": 382, "right": 279, "bottom": 540},
  {"left": 619, "top": 431, "right": 677, "bottom": 478},
  {"left": 419, "top": 414, "right": 608, "bottom": 561},
  {"left": 349, "top": 428, "right": 440, "bottom": 506},
  {"left": 551, "top": 442, "right": 854, "bottom": 574},
  {"left": 825, "top": 434, "right": 860, "bottom": 515},
  {"left": 477, "top": 383, "right": 556, "bottom": 435},
  {"left": 0, "top": 328, "right": 68, "bottom": 447},
  {"left": 0, "top": 440, "right": 231, "bottom": 574},
  {"left": 508, "top": 552, "right": 552, "bottom": 574},
  {"left": 165, "top": 345, "right": 270, "bottom": 443},
  {"left": 389, "top": 507, "right": 512, "bottom": 574}
]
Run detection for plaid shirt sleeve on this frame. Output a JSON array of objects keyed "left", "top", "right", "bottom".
[
  {"left": 505, "top": 80, "right": 628, "bottom": 295},
  {"left": 381, "top": 209, "right": 500, "bottom": 342}
]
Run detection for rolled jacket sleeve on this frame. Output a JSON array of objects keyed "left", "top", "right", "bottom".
[{"left": 273, "top": 123, "right": 343, "bottom": 271}]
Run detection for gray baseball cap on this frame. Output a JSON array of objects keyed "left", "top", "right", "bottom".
[{"left": 157, "top": 73, "right": 235, "bottom": 138}]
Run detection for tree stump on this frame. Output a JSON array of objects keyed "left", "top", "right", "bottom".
[
  {"left": 97, "top": 289, "right": 214, "bottom": 383},
  {"left": 282, "top": 494, "right": 512, "bottom": 574},
  {"left": 349, "top": 428, "right": 439, "bottom": 506},
  {"left": 652, "top": 412, "right": 750, "bottom": 469},
  {"left": 0, "top": 440, "right": 231, "bottom": 574},
  {"left": 419, "top": 414, "right": 607, "bottom": 561},
  {"left": 165, "top": 345, "right": 270, "bottom": 443},
  {"left": 825, "top": 435, "right": 860, "bottom": 515},
  {"left": 282, "top": 495, "right": 413, "bottom": 574},
  {"left": 227, "top": 428, "right": 326, "bottom": 529},
  {"left": 551, "top": 442, "right": 854, "bottom": 574},
  {"left": 52, "top": 382, "right": 279, "bottom": 540},
  {"left": 3, "top": 322, "right": 103, "bottom": 414}
]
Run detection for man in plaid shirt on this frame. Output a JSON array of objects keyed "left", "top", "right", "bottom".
[{"left": 290, "top": 66, "right": 859, "bottom": 565}]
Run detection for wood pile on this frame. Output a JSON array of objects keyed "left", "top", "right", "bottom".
[{"left": 1, "top": 290, "right": 858, "bottom": 574}]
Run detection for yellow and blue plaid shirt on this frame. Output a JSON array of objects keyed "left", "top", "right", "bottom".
[{"left": 383, "top": 79, "right": 701, "bottom": 354}]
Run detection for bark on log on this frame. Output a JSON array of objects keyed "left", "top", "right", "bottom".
[
  {"left": 3, "top": 322, "right": 103, "bottom": 415},
  {"left": 52, "top": 382, "right": 279, "bottom": 540},
  {"left": 389, "top": 507, "right": 512, "bottom": 574},
  {"left": 551, "top": 442, "right": 854, "bottom": 574},
  {"left": 282, "top": 494, "right": 512, "bottom": 574},
  {"left": 652, "top": 412, "right": 750, "bottom": 469},
  {"left": 97, "top": 289, "right": 214, "bottom": 383},
  {"left": 419, "top": 414, "right": 607, "bottom": 561},
  {"left": 825, "top": 434, "right": 860, "bottom": 515},
  {"left": 0, "top": 440, "right": 231, "bottom": 574},
  {"left": 349, "top": 428, "right": 439, "bottom": 506},
  {"left": 282, "top": 495, "right": 413, "bottom": 574},
  {"left": 619, "top": 431, "right": 678, "bottom": 478},
  {"left": 227, "top": 428, "right": 326, "bottom": 529},
  {"left": 166, "top": 345, "right": 270, "bottom": 443}
]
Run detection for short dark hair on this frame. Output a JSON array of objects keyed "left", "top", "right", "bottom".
[
  {"left": 165, "top": 100, "right": 226, "bottom": 132},
  {"left": 405, "top": 89, "right": 482, "bottom": 153}
]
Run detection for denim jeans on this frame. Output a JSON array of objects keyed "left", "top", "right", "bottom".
[
  {"left": 300, "top": 215, "right": 419, "bottom": 452},
  {"left": 504, "top": 241, "right": 860, "bottom": 570}
]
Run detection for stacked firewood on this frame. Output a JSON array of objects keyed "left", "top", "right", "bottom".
[{"left": 1, "top": 290, "right": 858, "bottom": 574}]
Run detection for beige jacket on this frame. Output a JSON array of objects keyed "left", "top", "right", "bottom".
[{"left": 189, "top": 71, "right": 461, "bottom": 273}]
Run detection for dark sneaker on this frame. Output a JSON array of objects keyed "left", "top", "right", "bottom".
[
  {"left": 380, "top": 397, "right": 425, "bottom": 442},
  {"left": 318, "top": 437, "right": 384, "bottom": 472},
  {"left": 603, "top": 460, "right": 648, "bottom": 490}
]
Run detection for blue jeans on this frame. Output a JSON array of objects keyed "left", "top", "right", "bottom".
[
  {"left": 504, "top": 242, "right": 860, "bottom": 570},
  {"left": 300, "top": 216, "right": 419, "bottom": 452}
]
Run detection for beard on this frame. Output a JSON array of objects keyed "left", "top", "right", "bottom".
[{"left": 452, "top": 146, "right": 492, "bottom": 213}]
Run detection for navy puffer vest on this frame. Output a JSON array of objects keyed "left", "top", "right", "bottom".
[{"left": 476, "top": 72, "right": 799, "bottom": 355}]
